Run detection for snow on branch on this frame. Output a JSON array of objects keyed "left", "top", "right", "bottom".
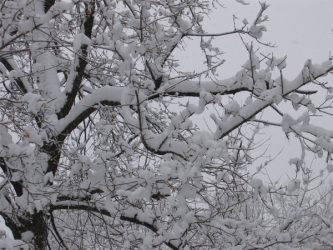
[{"left": 1, "top": 0, "right": 333, "bottom": 249}]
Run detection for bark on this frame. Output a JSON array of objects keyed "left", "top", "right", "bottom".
[
  {"left": 24, "top": 212, "right": 48, "bottom": 250},
  {"left": 2, "top": 211, "right": 48, "bottom": 250}
]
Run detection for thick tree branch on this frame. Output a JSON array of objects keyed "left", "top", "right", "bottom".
[
  {"left": 57, "top": 1, "right": 95, "bottom": 119},
  {"left": 0, "top": 212, "right": 23, "bottom": 239},
  {"left": 0, "top": 157, "right": 23, "bottom": 196}
]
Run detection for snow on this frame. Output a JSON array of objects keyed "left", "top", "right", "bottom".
[
  {"left": 225, "top": 100, "right": 240, "bottom": 115},
  {"left": 327, "top": 164, "right": 333, "bottom": 173},
  {"left": 51, "top": 1, "right": 73, "bottom": 13},
  {"left": 248, "top": 24, "right": 267, "bottom": 39},
  {"left": 287, "top": 179, "right": 301, "bottom": 194},
  {"left": 23, "top": 126, "right": 46, "bottom": 146},
  {"left": 17, "top": 19, "right": 34, "bottom": 33},
  {"left": 21, "top": 231, "right": 33, "bottom": 243},
  {"left": 73, "top": 33, "right": 92, "bottom": 51},
  {"left": 36, "top": 51, "right": 65, "bottom": 111},
  {"left": 55, "top": 86, "right": 124, "bottom": 133},
  {"left": 0, "top": 239, "right": 29, "bottom": 250},
  {"left": 0, "top": 125, "right": 12, "bottom": 148},
  {"left": 21, "top": 93, "right": 45, "bottom": 114},
  {"left": 250, "top": 178, "right": 264, "bottom": 192},
  {"left": 0, "top": 0, "right": 333, "bottom": 249},
  {"left": 281, "top": 114, "right": 295, "bottom": 133}
]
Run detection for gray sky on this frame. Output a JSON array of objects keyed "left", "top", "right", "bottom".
[
  {"left": 176, "top": 0, "right": 333, "bottom": 181},
  {"left": 178, "top": 0, "right": 333, "bottom": 78}
]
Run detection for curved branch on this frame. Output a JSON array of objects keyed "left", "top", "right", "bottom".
[
  {"left": 135, "top": 90, "right": 187, "bottom": 160},
  {"left": 50, "top": 201, "right": 179, "bottom": 249},
  {"left": 50, "top": 212, "right": 69, "bottom": 250}
]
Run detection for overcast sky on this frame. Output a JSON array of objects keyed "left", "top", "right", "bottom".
[
  {"left": 178, "top": 0, "right": 333, "bottom": 78},
  {"left": 176, "top": 0, "right": 333, "bottom": 181}
]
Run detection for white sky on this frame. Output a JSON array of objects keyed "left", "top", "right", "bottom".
[
  {"left": 178, "top": 0, "right": 333, "bottom": 78},
  {"left": 176, "top": 0, "right": 333, "bottom": 181}
]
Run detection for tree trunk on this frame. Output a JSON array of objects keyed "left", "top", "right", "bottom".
[
  {"left": 30, "top": 212, "right": 48, "bottom": 250},
  {"left": 21, "top": 211, "right": 48, "bottom": 250}
]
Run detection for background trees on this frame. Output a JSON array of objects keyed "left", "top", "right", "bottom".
[{"left": 0, "top": 0, "right": 333, "bottom": 249}]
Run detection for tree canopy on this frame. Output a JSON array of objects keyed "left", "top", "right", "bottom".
[{"left": 0, "top": 0, "right": 333, "bottom": 249}]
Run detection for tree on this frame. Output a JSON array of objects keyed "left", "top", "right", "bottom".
[{"left": 0, "top": 0, "right": 333, "bottom": 249}]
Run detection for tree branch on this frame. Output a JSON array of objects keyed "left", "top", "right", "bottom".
[
  {"left": 216, "top": 62, "right": 333, "bottom": 139},
  {"left": 57, "top": 1, "right": 95, "bottom": 119},
  {"left": 50, "top": 201, "right": 179, "bottom": 249}
]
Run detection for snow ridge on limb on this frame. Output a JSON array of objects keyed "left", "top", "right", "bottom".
[{"left": 215, "top": 60, "right": 333, "bottom": 139}]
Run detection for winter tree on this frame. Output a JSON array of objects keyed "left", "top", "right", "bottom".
[{"left": 1, "top": 0, "right": 333, "bottom": 249}]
